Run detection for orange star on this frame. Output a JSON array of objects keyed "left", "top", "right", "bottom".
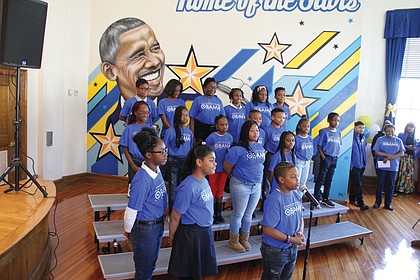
[
  {"left": 258, "top": 33, "right": 291, "bottom": 64},
  {"left": 90, "top": 123, "right": 122, "bottom": 161},
  {"left": 286, "top": 81, "right": 317, "bottom": 117},
  {"left": 167, "top": 45, "right": 217, "bottom": 94}
]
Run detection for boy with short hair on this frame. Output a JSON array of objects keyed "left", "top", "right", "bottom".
[
  {"left": 313, "top": 112, "right": 342, "bottom": 207},
  {"left": 349, "top": 120, "right": 369, "bottom": 210},
  {"left": 261, "top": 162, "right": 305, "bottom": 279},
  {"left": 273, "top": 87, "right": 291, "bottom": 131},
  {"left": 261, "top": 108, "right": 286, "bottom": 210},
  {"left": 119, "top": 78, "right": 158, "bottom": 125}
]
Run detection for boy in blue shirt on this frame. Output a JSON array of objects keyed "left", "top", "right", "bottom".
[
  {"left": 261, "top": 162, "right": 305, "bottom": 279},
  {"left": 262, "top": 108, "right": 285, "bottom": 211},
  {"left": 119, "top": 78, "right": 158, "bottom": 126},
  {"left": 273, "top": 87, "right": 291, "bottom": 131},
  {"left": 349, "top": 121, "right": 369, "bottom": 210},
  {"left": 313, "top": 112, "right": 342, "bottom": 207}
]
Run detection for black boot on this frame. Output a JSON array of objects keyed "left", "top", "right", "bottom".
[{"left": 213, "top": 202, "right": 220, "bottom": 224}]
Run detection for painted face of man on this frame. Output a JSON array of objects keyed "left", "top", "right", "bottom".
[{"left": 106, "top": 24, "right": 165, "bottom": 100}]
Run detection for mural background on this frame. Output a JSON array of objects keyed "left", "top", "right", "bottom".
[{"left": 87, "top": 0, "right": 363, "bottom": 200}]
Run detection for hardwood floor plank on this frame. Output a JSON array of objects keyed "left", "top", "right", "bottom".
[{"left": 48, "top": 179, "right": 420, "bottom": 280}]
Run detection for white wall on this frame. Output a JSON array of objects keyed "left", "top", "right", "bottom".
[
  {"left": 26, "top": 0, "right": 419, "bottom": 179},
  {"left": 357, "top": 0, "right": 420, "bottom": 176},
  {"left": 27, "top": 0, "right": 91, "bottom": 180}
]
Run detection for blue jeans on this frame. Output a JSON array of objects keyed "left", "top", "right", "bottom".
[
  {"left": 167, "top": 156, "right": 185, "bottom": 213},
  {"left": 229, "top": 176, "right": 261, "bottom": 234},
  {"left": 130, "top": 222, "right": 164, "bottom": 280},
  {"left": 375, "top": 169, "right": 397, "bottom": 207},
  {"left": 261, "top": 242, "right": 298, "bottom": 280},
  {"left": 314, "top": 155, "right": 337, "bottom": 200}
]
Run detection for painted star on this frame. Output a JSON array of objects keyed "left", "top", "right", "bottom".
[
  {"left": 94, "top": 82, "right": 98, "bottom": 87},
  {"left": 258, "top": 33, "right": 291, "bottom": 64},
  {"left": 90, "top": 123, "right": 122, "bottom": 162},
  {"left": 348, "top": 18, "right": 354, "bottom": 24},
  {"left": 299, "top": 20, "right": 304, "bottom": 26},
  {"left": 166, "top": 45, "right": 217, "bottom": 94},
  {"left": 333, "top": 44, "right": 339, "bottom": 49},
  {"left": 285, "top": 81, "right": 317, "bottom": 117},
  {"left": 247, "top": 76, "right": 253, "bottom": 82}
]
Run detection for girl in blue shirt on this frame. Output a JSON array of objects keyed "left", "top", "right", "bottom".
[
  {"left": 373, "top": 123, "right": 405, "bottom": 210},
  {"left": 294, "top": 116, "right": 314, "bottom": 191},
  {"left": 224, "top": 88, "right": 246, "bottom": 144},
  {"left": 245, "top": 85, "right": 274, "bottom": 130},
  {"left": 168, "top": 144, "right": 218, "bottom": 279},
  {"left": 119, "top": 101, "right": 153, "bottom": 188},
  {"left": 313, "top": 112, "right": 342, "bottom": 208},
  {"left": 190, "top": 77, "right": 225, "bottom": 141},
  {"left": 261, "top": 162, "right": 305, "bottom": 280},
  {"left": 349, "top": 121, "right": 369, "bottom": 210},
  {"left": 205, "top": 115, "right": 233, "bottom": 224},
  {"left": 269, "top": 131, "right": 296, "bottom": 192},
  {"left": 157, "top": 79, "right": 186, "bottom": 138},
  {"left": 123, "top": 127, "right": 168, "bottom": 280},
  {"left": 224, "top": 120, "right": 266, "bottom": 252},
  {"left": 163, "top": 106, "right": 193, "bottom": 213}
]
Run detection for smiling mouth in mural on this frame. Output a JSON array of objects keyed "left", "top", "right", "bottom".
[{"left": 139, "top": 68, "right": 161, "bottom": 82}]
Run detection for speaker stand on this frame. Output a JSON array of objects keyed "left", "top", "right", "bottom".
[{"left": 0, "top": 66, "right": 48, "bottom": 197}]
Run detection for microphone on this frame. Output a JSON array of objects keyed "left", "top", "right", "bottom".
[{"left": 299, "top": 185, "right": 321, "bottom": 209}]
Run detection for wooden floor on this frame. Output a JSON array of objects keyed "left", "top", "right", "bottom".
[{"left": 47, "top": 179, "right": 420, "bottom": 280}]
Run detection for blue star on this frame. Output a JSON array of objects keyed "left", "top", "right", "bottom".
[
  {"left": 102, "top": 105, "right": 107, "bottom": 110},
  {"left": 247, "top": 76, "right": 253, "bottom": 82},
  {"left": 348, "top": 18, "right": 354, "bottom": 24}
]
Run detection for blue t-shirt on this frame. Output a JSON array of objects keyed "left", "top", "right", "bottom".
[
  {"left": 157, "top": 98, "right": 186, "bottom": 127},
  {"left": 258, "top": 127, "right": 266, "bottom": 146},
  {"left": 245, "top": 101, "right": 273, "bottom": 130},
  {"left": 269, "top": 151, "right": 295, "bottom": 191},
  {"left": 262, "top": 189, "right": 303, "bottom": 248},
  {"left": 120, "top": 96, "right": 157, "bottom": 125},
  {"left": 373, "top": 136, "right": 405, "bottom": 172},
  {"left": 224, "top": 104, "right": 246, "bottom": 143},
  {"left": 164, "top": 126, "right": 193, "bottom": 158},
  {"left": 173, "top": 175, "right": 214, "bottom": 227},
  {"left": 317, "top": 128, "right": 342, "bottom": 157},
  {"left": 189, "top": 95, "right": 225, "bottom": 125},
  {"left": 295, "top": 134, "right": 314, "bottom": 161},
  {"left": 225, "top": 142, "right": 266, "bottom": 184},
  {"left": 351, "top": 132, "right": 367, "bottom": 169},
  {"left": 128, "top": 163, "right": 167, "bottom": 221},
  {"left": 264, "top": 125, "right": 285, "bottom": 154},
  {"left": 205, "top": 132, "right": 233, "bottom": 173},
  {"left": 119, "top": 123, "right": 152, "bottom": 158},
  {"left": 273, "top": 103, "right": 291, "bottom": 131}
]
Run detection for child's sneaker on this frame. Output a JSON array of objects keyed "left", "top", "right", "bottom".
[{"left": 322, "top": 199, "right": 335, "bottom": 208}]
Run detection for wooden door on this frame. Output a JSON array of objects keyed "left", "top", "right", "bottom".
[{"left": 0, "top": 66, "right": 27, "bottom": 183}]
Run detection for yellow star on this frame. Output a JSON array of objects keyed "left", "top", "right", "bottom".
[
  {"left": 286, "top": 82, "right": 317, "bottom": 117},
  {"left": 90, "top": 123, "right": 122, "bottom": 161},
  {"left": 258, "top": 33, "right": 291, "bottom": 64},
  {"left": 167, "top": 45, "right": 217, "bottom": 94}
]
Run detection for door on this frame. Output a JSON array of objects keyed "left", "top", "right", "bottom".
[{"left": 0, "top": 66, "right": 28, "bottom": 184}]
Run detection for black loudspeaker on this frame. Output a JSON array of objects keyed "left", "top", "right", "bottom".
[{"left": 0, "top": 0, "right": 48, "bottom": 69}]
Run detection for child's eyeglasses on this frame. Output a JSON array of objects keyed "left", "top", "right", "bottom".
[
  {"left": 148, "top": 147, "right": 168, "bottom": 155},
  {"left": 138, "top": 111, "right": 151, "bottom": 115}
]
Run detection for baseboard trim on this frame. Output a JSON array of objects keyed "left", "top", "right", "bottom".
[{"left": 54, "top": 173, "right": 128, "bottom": 191}]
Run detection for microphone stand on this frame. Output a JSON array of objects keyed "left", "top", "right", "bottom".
[{"left": 302, "top": 202, "right": 314, "bottom": 280}]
